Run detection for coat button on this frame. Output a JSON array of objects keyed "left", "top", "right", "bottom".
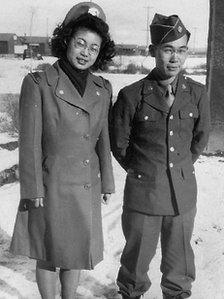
[
  {"left": 169, "top": 115, "right": 174, "bottom": 120},
  {"left": 83, "top": 134, "right": 90, "bottom": 140},
  {"left": 170, "top": 130, "right": 174, "bottom": 136},
  {"left": 84, "top": 183, "right": 91, "bottom": 190},
  {"left": 83, "top": 159, "right": 90, "bottom": 166},
  {"left": 144, "top": 116, "right": 149, "bottom": 120},
  {"left": 75, "top": 111, "right": 79, "bottom": 115},
  {"left": 169, "top": 162, "right": 174, "bottom": 168},
  {"left": 137, "top": 174, "right": 142, "bottom": 179},
  {"left": 189, "top": 112, "right": 193, "bottom": 117},
  {"left": 170, "top": 147, "right": 175, "bottom": 152},
  {"left": 96, "top": 91, "right": 100, "bottom": 96},
  {"left": 59, "top": 90, "right": 64, "bottom": 95}
]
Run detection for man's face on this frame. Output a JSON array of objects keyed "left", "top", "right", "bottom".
[{"left": 154, "top": 34, "right": 188, "bottom": 79}]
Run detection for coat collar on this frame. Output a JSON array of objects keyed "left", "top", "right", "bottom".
[
  {"left": 45, "top": 61, "right": 105, "bottom": 114},
  {"left": 142, "top": 72, "right": 169, "bottom": 113},
  {"left": 82, "top": 73, "right": 105, "bottom": 112},
  {"left": 142, "top": 70, "right": 191, "bottom": 113}
]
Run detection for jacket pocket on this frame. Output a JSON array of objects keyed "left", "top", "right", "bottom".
[
  {"left": 135, "top": 105, "right": 162, "bottom": 123},
  {"left": 179, "top": 105, "right": 198, "bottom": 119},
  {"left": 179, "top": 104, "right": 198, "bottom": 139},
  {"left": 124, "top": 172, "right": 149, "bottom": 201},
  {"left": 133, "top": 105, "right": 164, "bottom": 144},
  {"left": 181, "top": 164, "right": 195, "bottom": 180}
]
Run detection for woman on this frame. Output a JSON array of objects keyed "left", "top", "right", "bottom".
[{"left": 10, "top": 2, "right": 115, "bottom": 298}]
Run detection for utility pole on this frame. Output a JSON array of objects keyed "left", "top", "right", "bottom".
[
  {"left": 29, "top": 7, "right": 36, "bottom": 37},
  {"left": 193, "top": 27, "right": 198, "bottom": 54},
  {"left": 145, "top": 6, "right": 150, "bottom": 48},
  {"left": 46, "top": 17, "right": 49, "bottom": 38},
  {"left": 28, "top": 6, "right": 37, "bottom": 68},
  {"left": 143, "top": 5, "right": 153, "bottom": 54}
]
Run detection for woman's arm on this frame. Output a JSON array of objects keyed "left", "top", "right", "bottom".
[{"left": 19, "top": 74, "right": 45, "bottom": 200}]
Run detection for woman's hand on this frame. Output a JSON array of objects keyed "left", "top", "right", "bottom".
[
  {"left": 101, "top": 193, "right": 111, "bottom": 205},
  {"left": 31, "top": 197, "right": 44, "bottom": 208}
]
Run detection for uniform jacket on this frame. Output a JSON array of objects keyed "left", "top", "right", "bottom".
[
  {"left": 10, "top": 61, "right": 115, "bottom": 269},
  {"left": 111, "top": 70, "right": 210, "bottom": 215}
]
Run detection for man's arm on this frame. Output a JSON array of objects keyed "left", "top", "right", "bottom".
[
  {"left": 110, "top": 89, "right": 136, "bottom": 170},
  {"left": 191, "top": 87, "right": 210, "bottom": 163}
]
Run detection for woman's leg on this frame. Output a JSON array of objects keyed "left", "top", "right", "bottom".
[
  {"left": 36, "top": 260, "right": 57, "bottom": 299},
  {"left": 59, "top": 269, "right": 81, "bottom": 299}
]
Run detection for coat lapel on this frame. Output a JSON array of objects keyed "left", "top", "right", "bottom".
[
  {"left": 142, "top": 76, "right": 170, "bottom": 113},
  {"left": 82, "top": 73, "right": 105, "bottom": 111},
  {"left": 171, "top": 73, "right": 192, "bottom": 113},
  {"left": 142, "top": 71, "right": 193, "bottom": 114},
  {"left": 46, "top": 62, "right": 89, "bottom": 113}
]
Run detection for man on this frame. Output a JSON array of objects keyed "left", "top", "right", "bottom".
[{"left": 111, "top": 14, "right": 210, "bottom": 299}]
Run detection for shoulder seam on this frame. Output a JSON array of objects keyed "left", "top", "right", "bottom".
[
  {"left": 28, "top": 72, "right": 44, "bottom": 84},
  {"left": 185, "top": 76, "right": 205, "bottom": 87}
]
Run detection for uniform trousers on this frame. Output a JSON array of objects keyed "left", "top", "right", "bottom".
[{"left": 117, "top": 207, "right": 196, "bottom": 298}]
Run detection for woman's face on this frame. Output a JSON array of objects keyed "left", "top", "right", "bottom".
[{"left": 66, "top": 28, "right": 102, "bottom": 70}]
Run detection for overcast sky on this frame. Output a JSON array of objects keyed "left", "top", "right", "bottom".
[{"left": 1, "top": 0, "right": 209, "bottom": 48}]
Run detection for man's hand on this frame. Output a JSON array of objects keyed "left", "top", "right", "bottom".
[
  {"left": 101, "top": 193, "right": 111, "bottom": 205},
  {"left": 31, "top": 197, "right": 44, "bottom": 208}
]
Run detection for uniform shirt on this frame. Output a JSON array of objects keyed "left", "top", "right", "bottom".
[{"left": 111, "top": 69, "right": 210, "bottom": 215}]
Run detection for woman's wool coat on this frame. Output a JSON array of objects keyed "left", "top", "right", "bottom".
[{"left": 10, "top": 62, "right": 115, "bottom": 269}]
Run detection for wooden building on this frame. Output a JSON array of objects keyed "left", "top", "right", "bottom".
[{"left": 0, "top": 33, "right": 17, "bottom": 54}]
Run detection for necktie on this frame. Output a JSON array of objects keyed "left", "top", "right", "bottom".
[{"left": 165, "top": 84, "right": 175, "bottom": 108}]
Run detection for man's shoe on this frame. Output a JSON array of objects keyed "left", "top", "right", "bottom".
[
  {"left": 163, "top": 292, "right": 190, "bottom": 299},
  {"left": 121, "top": 295, "right": 141, "bottom": 299}
]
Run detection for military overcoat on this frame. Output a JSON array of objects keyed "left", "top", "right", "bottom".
[
  {"left": 10, "top": 61, "right": 115, "bottom": 269},
  {"left": 111, "top": 70, "right": 210, "bottom": 215}
]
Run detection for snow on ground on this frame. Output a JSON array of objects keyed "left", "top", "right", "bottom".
[
  {"left": 0, "top": 133, "right": 17, "bottom": 144},
  {"left": 0, "top": 57, "right": 57, "bottom": 94},
  {"left": 0, "top": 183, "right": 19, "bottom": 236},
  {"left": 0, "top": 57, "right": 224, "bottom": 298},
  {"left": 0, "top": 148, "right": 18, "bottom": 172},
  {"left": 113, "top": 55, "right": 206, "bottom": 71},
  {"left": 0, "top": 155, "right": 224, "bottom": 298},
  {"left": 0, "top": 56, "right": 205, "bottom": 95}
]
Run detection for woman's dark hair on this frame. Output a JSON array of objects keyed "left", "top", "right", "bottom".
[{"left": 51, "top": 13, "right": 115, "bottom": 71}]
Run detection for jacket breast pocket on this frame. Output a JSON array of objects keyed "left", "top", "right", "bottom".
[
  {"left": 179, "top": 104, "right": 199, "bottom": 139},
  {"left": 134, "top": 104, "right": 162, "bottom": 125},
  {"left": 133, "top": 105, "right": 164, "bottom": 142}
]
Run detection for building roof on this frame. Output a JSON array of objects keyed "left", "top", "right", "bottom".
[
  {"left": 116, "top": 44, "right": 138, "bottom": 49},
  {"left": 19, "top": 36, "right": 49, "bottom": 44},
  {"left": 0, "top": 33, "right": 17, "bottom": 41}
]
